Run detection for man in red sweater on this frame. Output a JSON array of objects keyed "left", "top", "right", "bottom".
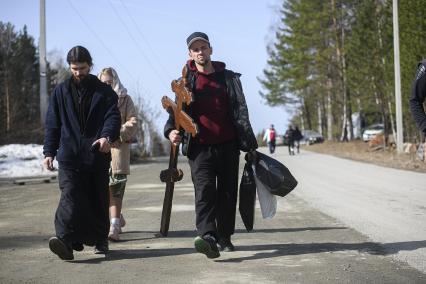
[{"left": 165, "top": 32, "right": 257, "bottom": 259}]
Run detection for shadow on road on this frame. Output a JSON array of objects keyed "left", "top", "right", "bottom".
[
  {"left": 216, "top": 240, "right": 426, "bottom": 263},
  {"left": 4, "top": 228, "right": 426, "bottom": 264},
  {"left": 70, "top": 236, "right": 426, "bottom": 264},
  {"left": 69, "top": 240, "right": 426, "bottom": 264},
  {"left": 71, "top": 247, "right": 196, "bottom": 264},
  {"left": 118, "top": 226, "right": 348, "bottom": 239}
]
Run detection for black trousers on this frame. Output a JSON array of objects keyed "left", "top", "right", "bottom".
[
  {"left": 55, "top": 167, "right": 109, "bottom": 246},
  {"left": 288, "top": 140, "right": 295, "bottom": 155},
  {"left": 188, "top": 140, "right": 240, "bottom": 240},
  {"left": 268, "top": 141, "right": 276, "bottom": 154}
]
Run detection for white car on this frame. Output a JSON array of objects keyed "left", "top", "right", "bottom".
[{"left": 362, "top": 124, "right": 384, "bottom": 142}]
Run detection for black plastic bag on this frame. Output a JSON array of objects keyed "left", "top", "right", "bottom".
[
  {"left": 239, "top": 161, "right": 256, "bottom": 232},
  {"left": 254, "top": 151, "right": 298, "bottom": 197}
]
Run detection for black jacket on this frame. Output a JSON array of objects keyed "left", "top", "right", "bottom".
[
  {"left": 410, "top": 60, "right": 426, "bottom": 134},
  {"left": 43, "top": 74, "right": 121, "bottom": 170},
  {"left": 164, "top": 63, "right": 258, "bottom": 155}
]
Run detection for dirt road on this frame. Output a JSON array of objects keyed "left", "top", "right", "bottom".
[
  {"left": 0, "top": 146, "right": 425, "bottom": 283},
  {"left": 284, "top": 147, "right": 426, "bottom": 273}
]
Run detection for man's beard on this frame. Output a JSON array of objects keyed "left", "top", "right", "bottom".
[
  {"left": 73, "top": 74, "right": 88, "bottom": 85},
  {"left": 196, "top": 58, "right": 210, "bottom": 66}
]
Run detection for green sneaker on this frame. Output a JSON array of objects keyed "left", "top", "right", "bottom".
[{"left": 194, "top": 236, "right": 220, "bottom": 259}]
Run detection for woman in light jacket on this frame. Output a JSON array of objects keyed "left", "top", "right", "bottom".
[{"left": 99, "top": 67, "right": 138, "bottom": 241}]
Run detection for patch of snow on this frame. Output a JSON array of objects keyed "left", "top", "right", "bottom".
[{"left": 0, "top": 144, "right": 57, "bottom": 178}]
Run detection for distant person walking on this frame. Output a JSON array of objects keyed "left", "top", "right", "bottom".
[
  {"left": 293, "top": 126, "right": 303, "bottom": 154},
  {"left": 285, "top": 125, "right": 295, "bottom": 155},
  {"left": 165, "top": 32, "right": 258, "bottom": 259},
  {"left": 410, "top": 60, "right": 426, "bottom": 135},
  {"left": 98, "top": 67, "right": 138, "bottom": 242},
  {"left": 43, "top": 46, "right": 121, "bottom": 260},
  {"left": 263, "top": 124, "right": 277, "bottom": 154}
]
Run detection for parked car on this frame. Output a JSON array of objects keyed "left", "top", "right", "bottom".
[
  {"left": 362, "top": 123, "right": 384, "bottom": 142},
  {"left": 129, "top": 138, "right": 142, "bottom": 158},
  {"left": 301, "top": 130, "right": 324, "bottom": 145},
  {"left": 275, "top": 135, "right": 284, "bottom": 146}
]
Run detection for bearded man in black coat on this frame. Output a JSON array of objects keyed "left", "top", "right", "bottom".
[{"left": 43, "top": 46, "right": 121, "bottom": 260}]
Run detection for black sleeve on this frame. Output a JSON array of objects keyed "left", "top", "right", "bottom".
[
  {"left": 43, "top": 87, "right": 61, "bottom": 158},
  {"left": 101, "top": 88, "right": 121, "bottom": 142},
  {"left": 230, "top": 73, "right": 258, "bottom": 151},
  {"left": 410, "top": 63, "right": 426, "bottom": 134}
]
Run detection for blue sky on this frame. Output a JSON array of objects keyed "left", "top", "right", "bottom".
[{"left": 2, "top": 0, "right": 292, "bottom": 135}]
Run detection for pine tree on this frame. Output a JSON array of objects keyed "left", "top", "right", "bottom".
[
  {"left": 259, "top": 0, "right": 341, "bottom": 138},
  {"left": 397, "top": 0, "right": 426, "bottom": 141},
  {"left": 260, "top": 0, "right": 426, "bottom": 144},
  {"left": 345, "top": 0, "right": 393, "bottom": 142},
  {"left": 0, "top": 22, "right": 64, "bottom": 144},
  {"left": 0, "top": 22, "right": 18, "bottom": 137}
]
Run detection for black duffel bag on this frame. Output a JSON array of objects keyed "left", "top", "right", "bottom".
[{"left": 253, "top": 151, "right": 298, "bottom": 197}]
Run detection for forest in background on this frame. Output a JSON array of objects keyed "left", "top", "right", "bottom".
[{"left": 259, "top": 0, "right": 426, "bottom": 143}]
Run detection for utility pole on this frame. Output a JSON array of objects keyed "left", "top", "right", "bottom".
[
  {"left": 39, "top": 0, "right": 48, "bottom": 126},
  {"left": 393, "top": 0, "right": 403, "bottom": 153}
]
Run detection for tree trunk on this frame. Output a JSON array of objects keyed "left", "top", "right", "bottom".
[
  {"left": 317, "top": 101, "right": 322, "bottom": 135},
  {"left": 375, "top": 2, "right": 392, "bottom": 145},
  {"left": 327, "top": 90, "right": 333, "bottom": 140},
  {"left": 379, "top": 91, "right": 389, "bottom": 146},
  {"left": 388, "top": 100, "right": 396, "bottom": 141},
  {"left": 331, "top": 0, "right": 350, "bottom": 141},
  {"left": 303, "top": 99, "right": 312, "bottom": 130},
  {"left": 5, "top": 73, "right": 10, "bottom": 133},
  {"left": 299, "top": 107, "right": 305, "bottom": 131},
  {"left": 347, "top": 88, "right": 354, "bottom": 139},
  {"left": 340, "top": 94, "right": 348, "bottom": 141}
]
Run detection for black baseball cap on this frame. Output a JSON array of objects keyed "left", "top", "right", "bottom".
[{"left": 186, "top": 32, "right": 210, "bottom": 48}]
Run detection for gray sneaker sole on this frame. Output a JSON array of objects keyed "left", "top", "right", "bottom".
[{"left": 194, "top": 236, "right": 220, "bottom": 259}]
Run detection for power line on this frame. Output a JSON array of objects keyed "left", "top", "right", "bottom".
[
  {"left": 107, "top": 0, "right": 170, "bottom": 92},
  {"left": 66, "top": 0, "right": 136, "bottom": 82},
  {"left": 119, "top": 0, "right": 173, "bottom": 79}
]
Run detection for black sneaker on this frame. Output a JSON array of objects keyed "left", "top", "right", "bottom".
[
  {"left": 218, "top": 237, "right": 235, "bottom": 252},
  {"left": 94, "top": 239, "right": 109, "bottom": 254},
  {"left": 72, "top": 242, "right": 84, "bottom": 252},
  {"left": 49, "top": 237, "right": 74, "bottom": 260},
  {"left": 194, "top": 235, "right": 220, "bottom": 259}
]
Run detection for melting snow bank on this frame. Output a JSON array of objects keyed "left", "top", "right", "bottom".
[{"left": 0, "top": 144, "right": 57, "bottom": 178}]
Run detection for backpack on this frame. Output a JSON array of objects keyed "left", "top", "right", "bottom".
[{"left": 269, "top": 129, "right": 276, "bottom": 141}]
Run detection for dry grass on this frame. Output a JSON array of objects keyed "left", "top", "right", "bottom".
[{"left": 304, "top": 140, "right": 426, "bottom": 173}]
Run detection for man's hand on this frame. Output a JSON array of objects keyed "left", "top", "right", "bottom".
[
  {"left": 93, "top": 137, "right": 111, "bottom": 153},
  {"left": 43, "top": 156, "right": 55, "bottom": 171},
  {"left": 111, "top": 140, "right": 121, "bottom": 148},
  {"left": 168, "top": 130, "right": 181, "bottom": 146},
  {"left": 245, "top": 150, "right": 258, "bottom": 162}
]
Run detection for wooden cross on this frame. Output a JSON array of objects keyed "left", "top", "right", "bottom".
[{"left": 159, "top": 65, "right": 198, "bottom": 236}]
